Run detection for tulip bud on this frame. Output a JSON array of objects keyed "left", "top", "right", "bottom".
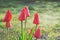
[
  {"left": 3, "top": 10, "right": 12, "bottom": 22},
  {"left": 18, "top": 8, "right": 26, "bottom": 21},
  {"left": 34, "top": 27, "right": 41, "bottom": 38},
  {"left": 33, "top": 13, "right": 40, "bottom": 25},
  {"left": 24, "top": 6, "right": 30, "bottom": 17}
]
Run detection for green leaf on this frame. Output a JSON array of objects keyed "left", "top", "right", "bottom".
[
  {"left": 21, "top": 29, "right": 27, "bottom": 40},
  {"left": 27, "top": 28, "right": 35, "bottom": 40},
  {"left": 19, "top": 34, "right": 22, "bottom": 40}
]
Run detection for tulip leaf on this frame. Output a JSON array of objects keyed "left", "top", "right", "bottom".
[
  {"left": 28, "top": 28, "right": 35, "bottom": 40},
  {"left": 20, "top": 29, "right": 27, "bottom": 40}
]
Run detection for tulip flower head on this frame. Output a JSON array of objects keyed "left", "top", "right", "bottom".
[
  {"left": 18, "top": 8, "right": 26, "bottom": 21},
  {"left": 34, "top": 27, "right": 41, "bottom": 38},
  {"left": 33, "top": 13, "right": 40, "bottom": 25},
  {"left": 3, "top": 10, "right": 12, "bottom": 22},
  {"left": 24, "top": 6, "right": 30, "bottom": 17},
  {"left": 2, "top": 10, "right": 12, "bottom": 28}
]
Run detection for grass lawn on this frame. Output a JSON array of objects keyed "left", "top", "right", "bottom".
[{"left": 0, "top": 1, "right": 60, "bottom": 40}]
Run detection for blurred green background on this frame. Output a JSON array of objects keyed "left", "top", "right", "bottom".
[{"left": 0, "top": 0, "right": 60, "bottom": 40}]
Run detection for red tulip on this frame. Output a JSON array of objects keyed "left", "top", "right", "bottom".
[
  {"left": 18, "top": 8, "right": 26, "bottom": 21},
  {"left": 33, "top": 13, "right": 40, "bottom": 25},
  {"left": 2, "top": 10, "right": 12, "bottom": 28},
  {"left": 24, "top": 6, "right": 30, "bottom": 17},
  {"left": 2, "top": 10, "right": 12, "bottom": 22},
  {"left": 34, "top": 27, "right": 41, "bottom": 38},
  {"left": 6, "top": 22, "right": 11, "bottom": 28}
]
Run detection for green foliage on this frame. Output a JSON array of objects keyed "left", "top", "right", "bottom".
[
  {"left": 27, "top": 28, "right": 35, "bottom": 40},
  {"left": 29, "top": 6, "right": 35, "bottom": 10}
]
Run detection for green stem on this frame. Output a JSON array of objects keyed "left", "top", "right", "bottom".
[
  {"left": 21, "top": 21, "right": 23, "bottom": 33},
  {"left": 25, "top": 18, "right": 27, "bottom": 29},
  {"left": 35, "top": 24, "right": 38, "bottom": 31},
  {"left": 6, "top": 22, "right": 8, "bottom": 39},
  {"left": 25, "top": 18, "right": 27, "bottom": 40},
  {"left": 6, "top": 22, "right": 9, "bottom": 40},
  {"left": 7, "top": 27, "right": 9, "bottom": 40},
  {"left": 21, "top": 21, "right": 24, "bottom": 40},
  {"left": 35, "top": 38, "right": 37, "bottom": 40}
]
